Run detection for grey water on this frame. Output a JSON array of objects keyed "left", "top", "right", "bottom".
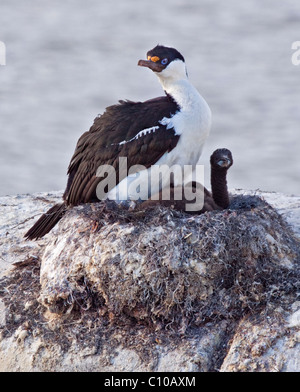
[{"left": 0, "top": 0, "right": 300, "bottom": 197}]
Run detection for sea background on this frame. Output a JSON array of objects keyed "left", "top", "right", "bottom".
[{"left": 0, "top": 0, "right": 299, "bottom": 197}]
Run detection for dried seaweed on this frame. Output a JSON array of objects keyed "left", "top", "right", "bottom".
[{"left": 39, "top": 195, "right": 300, "bottom": 326}]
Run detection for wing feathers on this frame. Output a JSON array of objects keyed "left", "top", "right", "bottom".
[{"left": 64, "top": 96, "right": 180, "bottom": 206}]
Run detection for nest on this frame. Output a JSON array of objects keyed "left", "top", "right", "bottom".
[{"left": 35, "top": 194, "right": 299, "bottom": 329}]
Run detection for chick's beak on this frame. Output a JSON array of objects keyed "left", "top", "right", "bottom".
[{"left": 217, "top": 158, "right": 232, "bottom": 168}]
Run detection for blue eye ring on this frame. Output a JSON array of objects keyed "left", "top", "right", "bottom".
[{"left": 161, "top": 58, "right": 168, "bottom": 65}]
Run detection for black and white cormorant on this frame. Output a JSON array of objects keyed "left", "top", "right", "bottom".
[{"left": 25, "top": 45, "right": 212, "bottom": 240}]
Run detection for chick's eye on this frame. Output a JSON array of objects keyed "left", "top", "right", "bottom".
[{"left": 161, "top": 58, "right": 168, "bottom": 65}]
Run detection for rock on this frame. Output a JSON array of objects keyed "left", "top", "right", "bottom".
[
  {"left": 0, "top": 192, "right": 62, "bottom": 275},
  {"left": 0, "top": 190, "right": 299, "bottom": 372},
  {"left": 220, "top": 303, "right": 300, "bottom": 372}
]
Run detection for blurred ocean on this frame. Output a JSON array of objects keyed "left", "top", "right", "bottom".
[{"left": 0, "top": 0, "right": 299, "bottom": 196}]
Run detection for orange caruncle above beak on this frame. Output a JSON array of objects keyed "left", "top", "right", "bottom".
[{"left": 147, "top": 56, "right": 160, "bottom": 62}]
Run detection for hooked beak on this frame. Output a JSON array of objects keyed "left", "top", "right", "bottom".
[{"left": 138, "top": 59, "right": 164, "bottom": 73}]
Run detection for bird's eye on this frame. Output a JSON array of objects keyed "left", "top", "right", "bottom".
[{"left": 161, "top": 58, "right": 168, "bottom": 65}]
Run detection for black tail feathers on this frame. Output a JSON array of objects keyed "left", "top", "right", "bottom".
[{"left": 24, "top": 203, "right": 67, "bottom": 240}]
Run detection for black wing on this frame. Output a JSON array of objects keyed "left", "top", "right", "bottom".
[{"left": 63, "top": 95, "right": 180, "bottom": 205}]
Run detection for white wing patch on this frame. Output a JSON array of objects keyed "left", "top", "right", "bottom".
[
  {"left": 118, "top": 125, "right": 160, "bottom": 145},
  {"left": 160, "top": 115, "right": 182, "bottom": 136}
]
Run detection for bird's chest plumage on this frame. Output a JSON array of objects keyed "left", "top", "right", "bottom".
[{"left": 158, "top": 83, "right": 212, "bottom": 168}]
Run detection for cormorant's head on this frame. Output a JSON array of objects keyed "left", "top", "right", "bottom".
[
  {"left": 138, "top": 45, "right": 187, "bottom": 81},
  {"left": 210, "top": 148, "right": 233, "bottom": 170}
]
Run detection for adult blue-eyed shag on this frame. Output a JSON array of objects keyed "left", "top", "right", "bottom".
[{"left": 25, "top": 45, "right": 212, "bottom": 240}]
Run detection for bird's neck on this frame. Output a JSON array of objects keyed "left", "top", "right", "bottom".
[
  {"left": 158, "top": 77, "right": 200, "bottom": 111},
  {"left": 211, "top": 168, "right": 230, "bottom": 209}
]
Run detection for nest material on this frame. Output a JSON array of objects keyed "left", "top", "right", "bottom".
[{"left": 37, "top": 194, "right": 299, "bottom": 327}]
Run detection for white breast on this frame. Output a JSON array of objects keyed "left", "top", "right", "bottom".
[{"left": 157, "top": 78, "right": 212, "bottom": 169}]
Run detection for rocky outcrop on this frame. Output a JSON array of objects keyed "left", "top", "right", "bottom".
[{"left": 0, "top": 190, "right": 299, "bottom": 372}]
